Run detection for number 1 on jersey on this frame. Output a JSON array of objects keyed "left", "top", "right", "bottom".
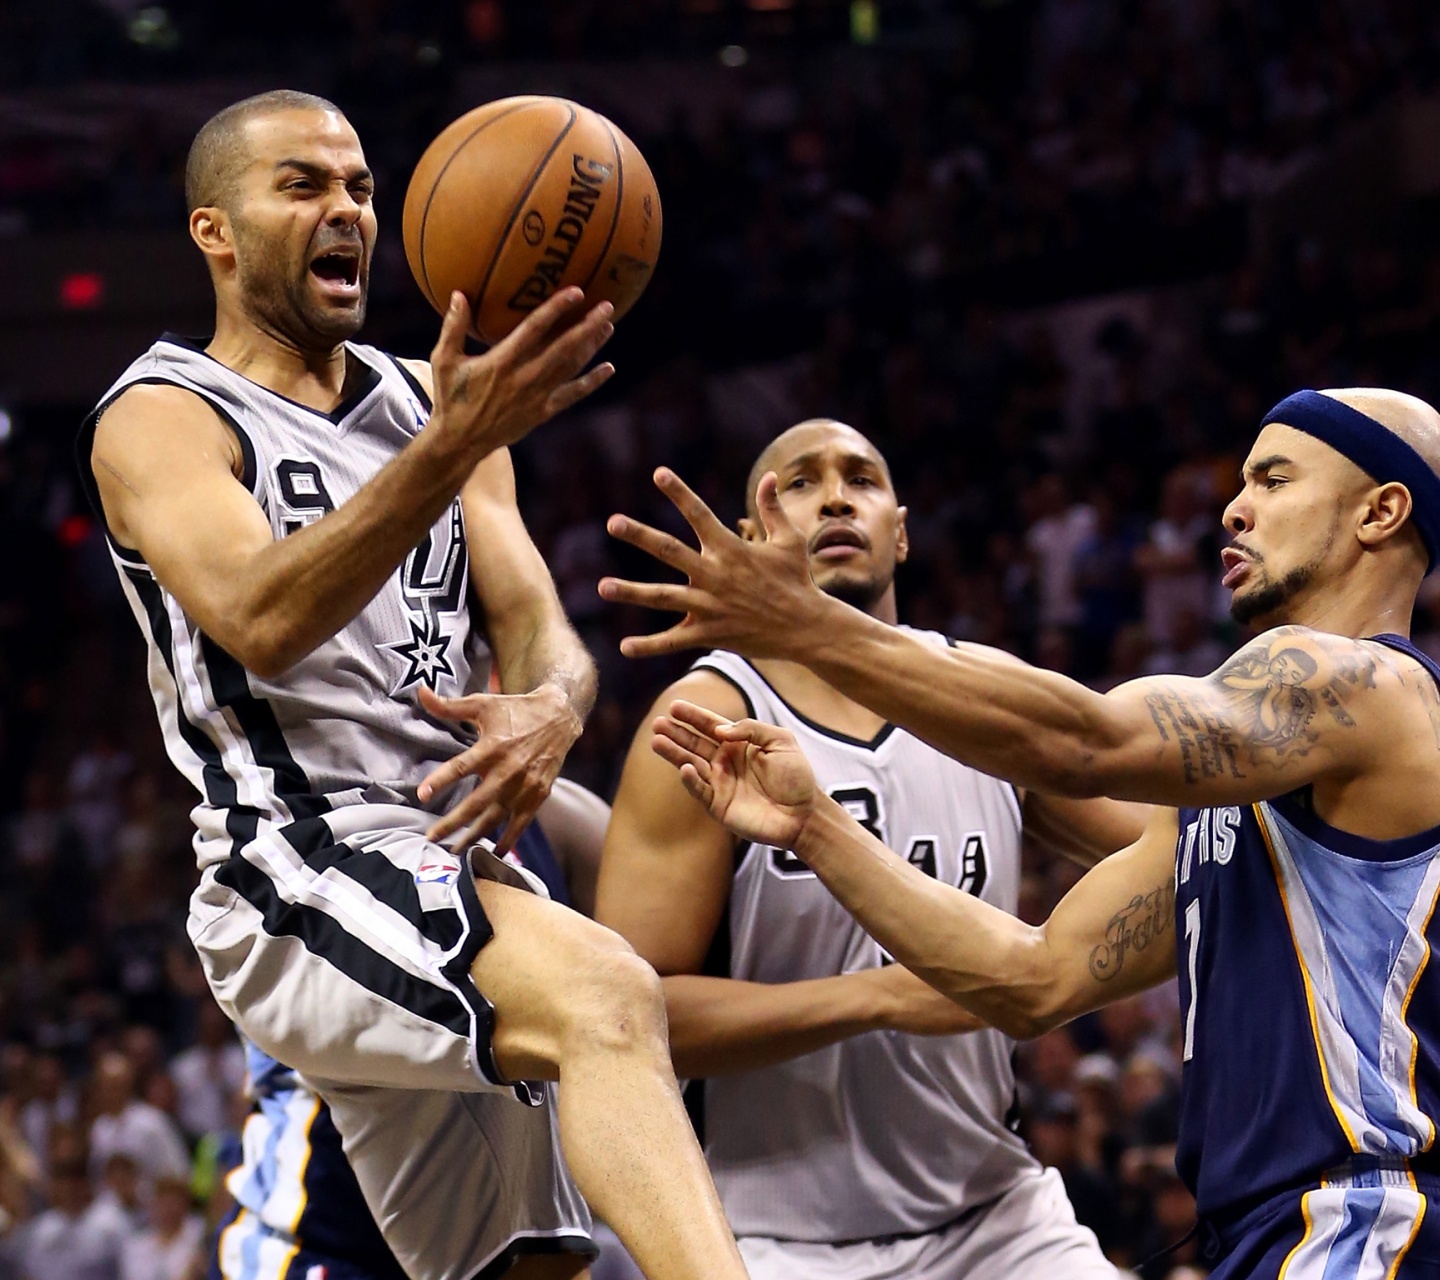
[{"left": 1182, "top": 898, "right": 1201, "bottom": 1062}]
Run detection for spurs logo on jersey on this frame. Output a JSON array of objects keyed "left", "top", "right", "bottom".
[
  {"left": 691, "top": 640, "right": 1039, "bottom": 1243},
  {"left": 79, "top": 335, "right": 492, "bottom": 871}
]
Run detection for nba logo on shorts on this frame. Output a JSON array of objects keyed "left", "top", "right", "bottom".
[{"left": 415, "top": 859, "right": 461, "bottom": 886}]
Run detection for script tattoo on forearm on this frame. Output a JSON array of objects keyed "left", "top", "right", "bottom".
[
  {"left": 1143, "top": 629, "right": 1377, "bottom": 785},
  {"left": 1089, "top": 879, "right": 1175, "bottom": 981}
]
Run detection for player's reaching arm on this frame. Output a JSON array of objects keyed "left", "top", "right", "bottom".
[
  {"left": 653, "top": 702, "right": 1180, "bottom": 1039},
  {"left": 92, "top": 287, "right": 612, "bottom": 680},
  {"left": 602, "top": 470, "right": 1397, "bottom": 809},
  {"left": 597, "top": 672, "right": 982, "bottom": 1080}
]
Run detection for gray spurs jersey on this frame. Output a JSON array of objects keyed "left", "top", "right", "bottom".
[
  {"left": 79, "top": 334, "right": 490, "bottom": 870},
  {"left": 692, "top": 640, "right": 1040, "bottom": 1242}
]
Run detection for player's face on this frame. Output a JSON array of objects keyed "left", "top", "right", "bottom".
[
  {"left": 1221, "top": 425, "right": 1358, "bottom": 626},
  {"left": 228, "top": 110, "right": 376, "bottom": 350},
  {"left": 750, "top": 425, "right": 908, "bottom": 612}
]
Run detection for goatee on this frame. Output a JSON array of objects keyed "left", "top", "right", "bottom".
[{"left": 1230, "top": 563, "right": 1315, "bottom": 625}]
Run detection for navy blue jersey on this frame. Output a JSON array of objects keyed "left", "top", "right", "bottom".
[{"left": 1175, "top": 635, "right": 1440, "bottom": 1225}]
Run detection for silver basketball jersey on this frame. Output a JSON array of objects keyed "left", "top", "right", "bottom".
[
  {"left": 693, "top": 640, "right": 1039, "bottom": 1242},
  {"left": 80, "top": 335, "right": 490, "bottom": 870}
]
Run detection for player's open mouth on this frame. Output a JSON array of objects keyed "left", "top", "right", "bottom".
[
  {"left": 811, "top": 525, "right": 869, "bottom": 560},
  {"left": 1220, "top": 546, "right": 1251, "bottom": 588},
  {"left": 309, "top": 251, "right": 362, "bottom": 298}
]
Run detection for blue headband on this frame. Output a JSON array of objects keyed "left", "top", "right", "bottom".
[{"left": 1260, "top": 389, "right": 1440, "bottom": 571}]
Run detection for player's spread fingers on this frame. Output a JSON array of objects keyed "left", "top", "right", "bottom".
[
  {"left": 492, "top": 810, "right": 535, "bottom": 859},
  {"left": 501, "top": 286, "right": 587, "bottom": 358},
  {"left": 652, "top": 468, "right": 730, "bottom": 542},
  {"left": 546, "top": 363, "right": 615, "bottom": 415},
  {"left": 618, "top": 624, "right": 704, "bottom": 659},
  {"left": 677, "top": 762, "right": 713, "bottom": 805},
  {"left": 754, "top": 472, "right": 804, "bottom": 546},
  {"left": 429, "top": 292, "right": 471, "bottom": 373},
  {"left": 651, "top": 714, "right": 718, "bottom": 761},
  {"left": 651, "top": 731, "right": 710, "bottom": 777},
  {"left": 535, "top": 301, "right": 615, "bottom": 374},
  {"left": 668, "top": 699, "right": 730, "bottom": 739},
  {"left": 597, "top": 576, "right": 694, "bottom": 612},
  {"left": 605, "top": 516, "right": 701, "bottom": 574}
]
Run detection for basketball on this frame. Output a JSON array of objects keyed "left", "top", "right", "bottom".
[{"left": 402, "top": 96, "right": 663, "bottom": 345}]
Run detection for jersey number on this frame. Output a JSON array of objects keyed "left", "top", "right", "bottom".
[
  {"left": 1182, "top": 898, "right": 1201, "bottom": 1062},
  {"left": 275, "top": 459, "right": 336, "bottom": 536}
]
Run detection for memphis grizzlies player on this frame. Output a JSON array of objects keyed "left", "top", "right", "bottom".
[
  {"left": 218, "top": 782, "right": 623, "bottom": 1280},
  {"left": 81, "top": 91, "right": 748, "bottom": 1280},
  {"left": 609, "top": 387, "right": 1440, "bottom": 1278},
  {"left": 600, "top": 421, "right": 1146, "bottom": 1279}
]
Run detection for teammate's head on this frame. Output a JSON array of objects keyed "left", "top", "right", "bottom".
[
  {"left": 741, "top": 420, "right": 908, "bottom": 617},
  {"left": 186, "top": 90, "right": 374, "bottom": 351},
  {"left": 1223, "top": 388, "right": 1440, "bottom": 627}
]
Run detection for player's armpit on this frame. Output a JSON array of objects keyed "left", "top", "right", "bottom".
[
  {"left": 597, "top": 670, "right": 748, "bottom": 977},
  {"left": 792, "top": 802, "right": 1180, "bottom": 1040},
  {"left": 1096, "top": 626, "right": 1391, "bottom": 805}
]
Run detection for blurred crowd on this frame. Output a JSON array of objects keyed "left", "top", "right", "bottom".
[{"left": 5, "top": 1, "right": 1440, "bottom": 1278}]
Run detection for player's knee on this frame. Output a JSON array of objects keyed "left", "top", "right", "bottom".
[{"left": 560, "top": 940, "right": 667, "bottom": 1058}]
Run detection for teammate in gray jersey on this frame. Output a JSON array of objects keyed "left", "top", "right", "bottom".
[
  {"left": 80, "top": 90, "right": 748, "bottom": 1280},
  {"left": 598, "top": 420, "right": 1145, "bottom": 1279}
]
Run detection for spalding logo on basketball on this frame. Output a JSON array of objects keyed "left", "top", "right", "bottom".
[{"left": 402, "top": 96, "right": 663, "bottom": 345}]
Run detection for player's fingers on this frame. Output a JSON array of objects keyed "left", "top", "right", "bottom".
[
  {"left": 427, "top": 782, "right": 503, "bottom": 842},
  {"left": 416, "top": 739, "right": 497, "bottom": 802},
  {"left": 605, "top": 515, "right": 701, "bottom": 575},
  {"left": 677, "top": 762, "right": 714, "bottom": 808},
  {"left": 667, "top": 700, "right": 731, "bottom": 741},
  {"left": 597, "top": 576, "right": 695, "bottom": 613},
  {"left": 417, "top": 684, "right": 484, "bottom": 724},
  {"left": 618, "top": 624, "right": 705, "bottom": 660},
  {"left": 491, "top": 810, "right": 536, "bottom": 859},
  {"left": 528, "top": 301, "right": 615, "bottom": 381},
  {"left": 430, "top": 292, "right": 472, "bottom": 370},
  {"left": 713, "top": 716, "right": 783, "bottom": 747},
  {"left": 653, "top": 468, "right": 730, "bottom": 545},
  {"left": 651, "top": 731, "right": 711, "bottom": 778},
  {"left": 651, "top": 714, "right": 719, "bottom": 762},
  {"left": 544, "top": 361, "right": 615, "bottom": 417},
  {"left": 495, "top": 287, "right": 589, "bottom": 360},
  {"left": 451, "top": 801, "right": 507, "bottom": 851},
  {"left": 754, "top": 472, "right": 804, "bottom": 547}
]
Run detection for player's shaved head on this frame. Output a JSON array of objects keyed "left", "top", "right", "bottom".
[
  {"left": 1318, "top": 388, "right": 1440, "bottom": 481},
  {"left": 745, "top": 419, "right": 894, "bottom": 518},
  {"left": 185, "top": 89, "right": 342, "bottom": 212}
]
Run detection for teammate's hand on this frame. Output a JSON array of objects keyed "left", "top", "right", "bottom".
[
  {"left": 416, "top": 684, "right": 583, "bottom": 854},
  {"left": 428, "top": 288, "right": 615, "bottom": 460},
  {"left": 652, "top": 700, "right": 818, "bottom": 848},
  {"left": 861, "top": 965, "right": 985, "bottom": 1037},
  {"left": 599, "top": 469, "right": 828, "bottom": 660}
]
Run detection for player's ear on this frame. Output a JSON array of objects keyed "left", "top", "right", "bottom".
[
  {"left": 737, "top": 516, "right": 760, "bottom": 543},
  {"left": 189, "top": 206, "right": 234, "bottom": 262},
  {"left": 895, "top": 505, "right": 910, "bottom": 564},
  {"left": 1357, "top": 481, "right": 1414, "bottom": 550}
]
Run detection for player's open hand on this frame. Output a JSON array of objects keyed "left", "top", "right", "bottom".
[
  {"left": 428, "top": 287, "right": 615, "bottom": 460},
  {"left": 652, "top": 700, "right": 817, "bottom": 849},
  {"left": 416, "top": 684, "right": 583, "bottom": 854},
  {"left": 600, "top": 469, "right": 828, "bottom": 660}
]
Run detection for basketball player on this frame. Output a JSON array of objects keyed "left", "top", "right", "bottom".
[
  {"left": 80, "top": 90, "right": 748, "bottom": 1280},
  {"left": 603, "top": 387, "right": 1440, "bottom": 1277},
  {"left": 598, "top": 421, "right": 1145, "bottom": 1279},
  {"left": 217, "top": 780, "right": 626, "bottom": 1280}
]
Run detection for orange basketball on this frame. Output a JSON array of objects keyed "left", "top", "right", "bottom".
[{"left": 402, "top": 96, "right": 663, "bottom": 345}]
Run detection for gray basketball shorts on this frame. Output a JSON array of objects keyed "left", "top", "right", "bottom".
[
  {"left": 737, "top": 1168, "right": 1116, "bottom": 1280},
  {"left": 188, "top": 803, "right": 593, "bottom": 1280}
]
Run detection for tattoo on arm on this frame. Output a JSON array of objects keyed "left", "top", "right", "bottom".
[
  {"left": 1143, "top": 629, "right": 1378, "bottom": 785},
  {"left": 1089, "top": 879, "right": 1176, "bottom": 981}
]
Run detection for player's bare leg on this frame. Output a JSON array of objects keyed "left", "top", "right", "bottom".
[{"left": 471, "top": 879, "right": 748, "bottom": 1280}]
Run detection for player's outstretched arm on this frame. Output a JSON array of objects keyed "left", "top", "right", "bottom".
[
  {"left": 604, "top": 470, "right": 1394, "bottom": 808},
  {"left": 598, "top": 673, "right": 980, "bottom": 1079},
  {"left": 653, "top": 702, "right": 1180, "bottom": 1039},
  {"left": 412, "top": 444, "right": 598, "bottom": 852},
  {"left": 93, "top": 288, "right": 612, "bottom": 679}
]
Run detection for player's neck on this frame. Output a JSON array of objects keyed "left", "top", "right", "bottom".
[
  {"left": 1267, "top": 568, "right": 1417, "bottom": 640},
  {"left": 752, "top": 592, "right": 896, "bottom": 739},
  {"left": 206, "top": 310, "right": 353, "bottom": 412}
]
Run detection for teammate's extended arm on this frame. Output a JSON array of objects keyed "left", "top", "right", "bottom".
[
  {"left": 602, "top": 470, "right": 1394, "bottom": 808},
  {"left": 597, "top": 673, "right": 981, "bottom": 1080},
  {"left": 653, "top": 702, "right": 1179, "bottom": 1039},
  {"left": 410, "top": 430, "right": 598, "bottom": 851},
  {"left": 93, "top": 288, "right": 612, "bottom": 679}
]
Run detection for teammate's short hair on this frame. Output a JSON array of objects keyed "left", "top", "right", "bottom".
[
  {"left": 185, "top": 89, "right": 342, "bottom": 213},
  {"left": 744, "top": 419, "right": 895, "bottom": 519}
]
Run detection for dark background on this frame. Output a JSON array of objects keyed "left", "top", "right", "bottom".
[{"left": 3, "top": 2, "right": 1440, "bottom": 1275}]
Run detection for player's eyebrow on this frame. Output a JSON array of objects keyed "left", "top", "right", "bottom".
[
  {"left": 275, "top": 158, "right": 374, "bottom": 185},
  {"left": 1243, "top": 453, "right": 1293, "bottom": 481}
]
